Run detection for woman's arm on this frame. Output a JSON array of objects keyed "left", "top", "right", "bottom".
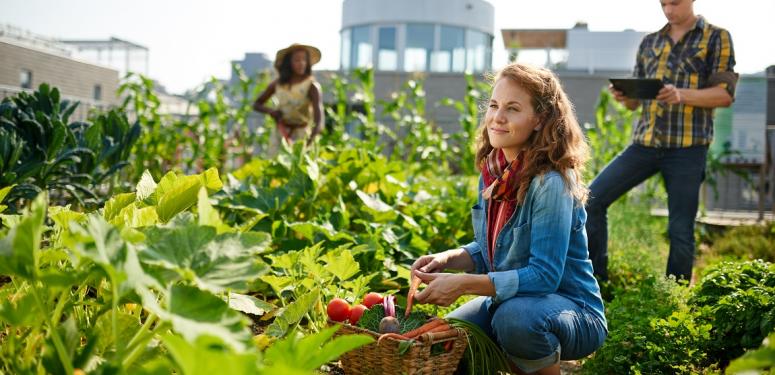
[
  {"left": 411, "top": 248, "right": 476, "bottom": 274},
  {"left": 252, "top": 80, "right": 280, "bottom": 120},
  {"left": 413, "top": 272, "right": 494, "bottom": 306},
  {"left": 307, "top": 81, "right": 324, "bottom": 141}
]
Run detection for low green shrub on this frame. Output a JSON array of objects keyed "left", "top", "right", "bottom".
[{"left": 691, "top": 260, "right": 775, "bottom": 366}]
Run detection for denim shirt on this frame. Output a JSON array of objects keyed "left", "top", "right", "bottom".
[{"left": 462, "top": 171, "right": 606, "bottom": 322}]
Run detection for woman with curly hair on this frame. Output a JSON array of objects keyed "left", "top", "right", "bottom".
[
  {"left": 253, "top": 43, "right": 324, "bottom": 149},
  {"left": 411, "top": 63, "right": 607, "bottom": 374}
]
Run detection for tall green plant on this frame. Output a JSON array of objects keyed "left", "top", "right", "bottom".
[
  {"left": 440, "top": 72, "right": 490, "bottom": 175},
  {"left": 382, "top": 78, "right": 447, "bottom": 171},
  {"left": 119, "top": 72, "right": 184, "bottom": 180}
]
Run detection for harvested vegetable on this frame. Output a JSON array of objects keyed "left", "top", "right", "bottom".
[
  {"left": 383, "top": 295, "right": 396, "bottom": 317},
  {"left": 362, "top": 292, "right": 383, "bottom": 309},
  {"left": 349, "top": 304, "right": 368, "bottom": 325},
  {"left": 404, "top": 319, "right": 447, "bottom": 339},
  {"left": 327, "top": 298, "right": 351, "bottom": 322},
  {"left": 379, "top": 316, "right": 401, "bottom": 334},
  {"left": 357, "top": 304, "right": 427, "bottom": 334},
  {"left": 405, "top": 274, "right": 422, "bottom": 317}
]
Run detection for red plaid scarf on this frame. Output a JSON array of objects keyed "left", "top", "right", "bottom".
[{"left": 481, "top": 149, "right": 525, "bottom": 267}]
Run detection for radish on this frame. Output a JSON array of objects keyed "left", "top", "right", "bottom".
[{"left": 382, "top": 295, "right": 396, "bottom": 317}]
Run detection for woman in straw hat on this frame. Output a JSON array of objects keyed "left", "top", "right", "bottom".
[{"left": 253, "top": 43, "right": 323, "bottom": 149}]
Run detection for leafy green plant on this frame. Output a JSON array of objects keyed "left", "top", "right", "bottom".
[
  {"left": 726, "top": 332, "right": 775, "bottom": 374},
  {"left": 0, "top": 84, "right": 139, "bottom": 211},
  {"left": 440, "top": 72, "right": 490, "bottom": 175},
  {"left": 691, "top": 260, "right": 775, "bottom": 365},
  {"left": 583, "top": 276, "right": 711, "bottom": 374},
  {"left": 707, "top": 223, "right": 775, "bottom": 263}
]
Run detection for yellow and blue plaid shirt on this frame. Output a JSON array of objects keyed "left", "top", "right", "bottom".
[{"left": 633, "top": 16, "right": 737, "bottom": 148}]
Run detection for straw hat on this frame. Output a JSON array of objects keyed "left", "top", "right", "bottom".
[{"left": 274, "top": 43, "right": 322, "bottom": 70}]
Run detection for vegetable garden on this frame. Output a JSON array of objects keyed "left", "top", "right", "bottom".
[{"left": 0, "top": 66, "right": 773, "bottom": 374}]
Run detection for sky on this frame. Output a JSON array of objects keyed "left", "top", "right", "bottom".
[{"left": 2, "top": 0, "right": 774, "bottom": 94}]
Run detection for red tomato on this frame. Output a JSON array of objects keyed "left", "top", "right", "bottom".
[
  {"left": 327, "top": 298, "right": 351, "bottom": 322},
  {"left": 349, "top": 304, "right": 368, "bottom": 325},
  {"left": 362, "top": 292, "right": 383, "bottom": 309}
]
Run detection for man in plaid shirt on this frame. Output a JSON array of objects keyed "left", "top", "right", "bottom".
[{"left": 586, "top": 0, "right": 738, "bottom": 282}]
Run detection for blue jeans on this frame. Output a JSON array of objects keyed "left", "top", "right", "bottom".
[
  {"left": 447, "top": 295, "right": 607, "bottom": 373},
  {"left": 585, "top": 144, "right": 708, "bottom": 281}
]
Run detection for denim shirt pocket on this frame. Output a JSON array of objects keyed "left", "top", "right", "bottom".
[{"left": 508, "top": 221, "right": 531, "bottom": 268}]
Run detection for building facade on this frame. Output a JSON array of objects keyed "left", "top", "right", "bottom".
[{"left": 340, "top": 0, "right": 494, "bottom": 73}]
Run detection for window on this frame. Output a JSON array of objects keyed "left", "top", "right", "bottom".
[
  {"left": 340, "top": 29, "right": 351, "bottom": 70},
  {"left": 432, "top": 26, "right": 466, "bottom": 72},
  {"left": 20, "top": 69, "right": 32, "bottom": 89},
  {"left": 351, "top": 26, "right": 373, "bottom": 68},
  {"left": 404, "top": 24, "right": 434, "bottom": 72},
  {"left": 93, "top": 84, "right": 102, "bottom": 101},
  {"left": 466, "top": 30, "right": 490, "bottom": 72},
  {"left": 377, "top": 27, "right": 397, "bottom": 71}
]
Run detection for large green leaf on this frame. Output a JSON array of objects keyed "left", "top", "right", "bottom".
[
  {"left": 103, "top": 192, "right": 137, "bottom": 221},
  {"left": 197, "top": 187, "right": 231, "bottom": 234},
  {"left": 355, "top": 190, "right": 398, "bottom": 222},
  {"left": 0, "top": 286, "right": 44, "bottom": 326},
  {"left": 48, "top": 205, "right": 87, "bottom": 232},
  {"left": 136, "top": 170, "right": 158, "bottom": 203},
  {"left": 161, "top": 334, "right": 260, "bottom": 375},
  {"left": 66, "top": 214, "right": 162, "bottom": 301},
  {"left": 109, "top": 202, "right": 159, "bottom": 228},
  {"left": 156, "top": 174, "right": 202, "bottom": 223},
  {"left": 0, "top": 184, "right": 14, "bottom": 213},
  {"left": 321, "top": 249, "right": 359, "bottom": 281},
  {"left": 263, "top": 326, "right": 373, "bottom": 372},
  {"left": 94, "top": 310, "right": 142, "bottom": 354},
  {"left": 287, "top": 221, "right": 354, "bottom": 243},
  {"left": 0, "top": 192, "right": 46, "bottom": 279},
  {"left": 226, "top": 292, "right": 275, "bottom": 316},
  {"left": 266, "top": 288, "right": 320, "bottom": 338},
  {"left": 165, "top": 285, "right": 252, "bottom": 352},
  {"left": 141, "top": 216, "right": 270, "bottom": 293}
]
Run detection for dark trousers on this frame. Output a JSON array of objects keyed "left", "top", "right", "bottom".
[{"left": 585, "top": 144, "right": 708, "bottom": 281}]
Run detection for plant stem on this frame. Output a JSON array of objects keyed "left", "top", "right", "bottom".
[
  {"left": 27, "top": 282, "right": 74, "bottom": 375},
  {"left": 125, "top": 313, "right": 157, "bottom": 351},
  {"left": 121, "top": 321, "right": 166, "bottom": 369}
]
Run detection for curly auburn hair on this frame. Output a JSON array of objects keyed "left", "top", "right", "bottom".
[{"left": 475, "top": 63, "right": 590, "bottom": 205}]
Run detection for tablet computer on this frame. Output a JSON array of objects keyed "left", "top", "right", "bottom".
[{"left": 609, "top": 78, "right": 664, "bottom": 99}]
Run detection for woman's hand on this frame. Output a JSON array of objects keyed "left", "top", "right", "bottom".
[
  {"left": 412, "top": 271, "right": 465, "bottom": 307},
  {"left": 411, "top": 251, "right": 450, "bottom": 274}
]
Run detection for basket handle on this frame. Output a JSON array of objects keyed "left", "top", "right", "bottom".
[{"left": 420, "top": 328, "right": 462, "bottom": 344}]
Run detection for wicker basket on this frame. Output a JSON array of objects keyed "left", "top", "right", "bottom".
[{"left": 331, "top": 318, "right": 468, "bottom": 375}]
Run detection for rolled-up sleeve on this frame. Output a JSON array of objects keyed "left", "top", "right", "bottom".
[
  {"left": 487, "top": 174, "right": 573, "bottom": 303},
  {"left": 462, "top": 241, "right": 486, "bottom": 274},
  {"left": 707, "top": 29, "right": 738, "bottom": 99}
]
